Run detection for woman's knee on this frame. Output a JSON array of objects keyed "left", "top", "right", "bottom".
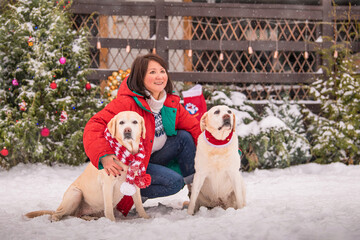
[
  {"left": 177, "top": 130, "right": 195, "bottom": 147},
  {"left": 177, "top": 130, "right": 193, "bottom": 141},
  {"left": 168, "top": 174, "right": 184, "bottom": 195}
]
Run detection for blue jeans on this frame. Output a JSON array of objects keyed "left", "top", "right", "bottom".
[{"left": 140, "top": 130, "right": 196, "bottom": 199}]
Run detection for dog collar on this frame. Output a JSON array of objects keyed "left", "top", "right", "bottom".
[{"left": 204, "top": 130, "right": 234, "bottom": 147}]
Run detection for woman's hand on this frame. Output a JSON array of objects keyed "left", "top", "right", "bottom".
[{"left": 100, "top": 154, "right": 123, "bottom": 177}]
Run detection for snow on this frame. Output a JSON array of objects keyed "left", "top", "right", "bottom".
[{"left": 1, "top": 162, "right": 360, "bottom": 240}]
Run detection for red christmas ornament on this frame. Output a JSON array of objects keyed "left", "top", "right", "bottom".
[
  {"left": 85, "top": 82, "right": 91, "bottom": 91},
  {"left": 40, "top": 127, "right": 50, "bottom": 137},
  {"left": 50, "top": 81, "right": 57, "bottom": 89},
  {"left": 0, "top": 147, "right": 9, "bottom": 157}
]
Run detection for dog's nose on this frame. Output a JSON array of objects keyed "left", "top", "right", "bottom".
[
  {"left": 124, "top": 127, "right": 132, "bottom": 139},
  {"left": 223, "top": 114, "right": 230, "bottom": 120},
  {"left": 223, "top": 114, "right": 231, "bottom": 125}
]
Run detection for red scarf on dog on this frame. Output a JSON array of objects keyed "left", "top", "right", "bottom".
[
  {"left": 204, "top": 130, "right": 243, "bottom": 158},
  {"left": 204, "top": 130, "right": 234, "bottom": 147},
  {"left": 104, "top": 128, "right": 151, "bottom": 196}
]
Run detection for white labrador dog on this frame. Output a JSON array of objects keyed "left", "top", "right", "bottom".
[
  {"left": 25, "top": 111, "right": 150, "bottom": 221},
  {"left": 188, "top": 105, "right": 246, "bottom": 215}
]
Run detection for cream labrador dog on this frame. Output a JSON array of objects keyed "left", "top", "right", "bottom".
[
  {"left": 187, "top": 105, "right": 246, "bottom": 215},
  {"left": 25, "top": 111, "right": 150, "bottom": 221}
]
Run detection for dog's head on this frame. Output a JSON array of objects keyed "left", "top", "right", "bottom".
[
  {"left": 107, "top": 111, "right": 146, "bottom": 154},
  {"left": 200, "top": 105, "right": 236, "bottom": 140}
]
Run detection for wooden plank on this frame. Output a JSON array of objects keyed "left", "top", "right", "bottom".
[
  {"left": 335, "top": 6, "right": 360, "bottom": 19},
  {"left": 164, "top": 2, "right": 323, "bottom": 20},
  {"left": 160, "top": 40, "right": 320, "bottom": 51},
  {"left": 87, "top": 70, "right": 320, "bottom": 84},
  {"left": 169, "top": 72, "right": 319, "bottom": 84},
  {"left": 88, "top": 38, "right": 154, "bottom": 49},
  {"left": 71, "top": 1, "right": 155, "bottom": 16}
]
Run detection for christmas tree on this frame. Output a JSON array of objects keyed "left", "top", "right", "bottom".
[
  {"left": 305, "top": 38, "right": 360, "bottom": 164},
  {"left": 0, "top": 0, "right": 104, "bottom": 169}
]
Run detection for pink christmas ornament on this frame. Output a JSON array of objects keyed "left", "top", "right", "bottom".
[
  {"left": 40, "top": 127, "right": 50, "bottom": 137},
  {"left": 12, "top": 79, "right": 19, "bottom": 86},
  {"left": 59, "top": 57, "right": 66, "bottom": 64}
]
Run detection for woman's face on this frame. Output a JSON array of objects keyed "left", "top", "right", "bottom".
[{"left": 144, "top": 60, "right": 168, "bottom": 100}]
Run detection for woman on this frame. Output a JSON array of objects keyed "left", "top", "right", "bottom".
[{"left": 83, "top": 53, "right": 201, "bottom": 216}]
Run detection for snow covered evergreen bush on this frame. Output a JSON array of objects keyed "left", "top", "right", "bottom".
[
  {"left": 209, "top": 90, "right": 311, "bottom": 170},
  {"left": 0, "top": 0, "right": 104, "bottom": 169},
  {"left": 304, "top": 39, "right": 360, "bottom": 165}
]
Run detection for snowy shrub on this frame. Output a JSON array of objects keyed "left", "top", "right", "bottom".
[
  {"left": 0, "top": 0, "right": 105, "bottom": 169},
  {"left": 305, "top": 44, "right": 360, "bottom": 164},
  {"left": 209, "top": 91, "right": 311, "bottom": 171}
]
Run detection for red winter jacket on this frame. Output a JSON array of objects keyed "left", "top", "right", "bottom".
[{"left": 83, "top": 79, "right": 201, "bottom": 216}]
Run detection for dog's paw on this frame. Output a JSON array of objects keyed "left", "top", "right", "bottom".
[
  {"left": 81, "top": 215, "right": 100, "bottom": 221},
  {"left": 50, "top": 215, "right": 61, "bottom": 222},
  {"left": 140, "top": 213, "right": 150, "bottom": 219},
  {"left": 187, "top": 208, "right": 195, "bottom": 215}
]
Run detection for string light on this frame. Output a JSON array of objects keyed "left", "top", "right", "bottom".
[
  {"left": 304, "top": 20, "right": 309, "bottom": 60},
  {"left": 274, "top": 49, "right": 279, "bottom": 59},
  {"left": 273, "top": 24, "right": 279, "bottom": 59},
  {"left": 187, "top": 19, "right": 193, "bottom": 57},
  {"left": 248, "top": 44, "right": 253, "bottom": 55},
  {"left": 152, "top": 20, "right": 160, "bottom": 54},
  {"left": 219, "top": 52, "right": 224, "bottom": 61},
  {"left": 126, "top": 39, "right": 131, "bottom": 53},
  {"left": 333, "top": 27, "right": 338, "bottom": 59},
  {"left": 96, "top": 37, "right": 101, "bottom": 49},
  {"left": 247, "top": 20, "right": 254, "bottom": 55},
  {"left": 188, "top": 49, "right": 192, "bottom": 57},
  {"left": 219, "top": 30, "right": 224, "bottom": 61}
]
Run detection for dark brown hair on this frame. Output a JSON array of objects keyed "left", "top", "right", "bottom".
[{"left": 127, "top": 53, "right": 173, "bottom": 98}]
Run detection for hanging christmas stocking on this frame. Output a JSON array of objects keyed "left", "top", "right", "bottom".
[{"left": 182, "top": 84, "right": 207, "bottom": 121}]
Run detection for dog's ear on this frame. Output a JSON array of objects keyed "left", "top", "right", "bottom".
[
  {"left": 107, "top": 115, "right": 118, "bottom": 137},
  {"left": 200, "top": 112, "right": 208, "bottom": 132},
  {"left": 140, "top": 116, "right": 146, "bottom": 139},
  {"left": 232, "top": 112, "right": 236, "bottom": 132}
]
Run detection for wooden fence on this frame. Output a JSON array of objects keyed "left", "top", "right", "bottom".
[{"left": 69, "top": 0, "right": 360, "bottom": 105}]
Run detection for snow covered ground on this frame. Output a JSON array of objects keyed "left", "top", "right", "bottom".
[{"left": 1, "top": 162, "right": 360, "bottom": 240}]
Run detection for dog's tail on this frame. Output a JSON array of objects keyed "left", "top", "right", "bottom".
[{"left": 25, "top": 210, "right": 54, "bottom": 218}]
